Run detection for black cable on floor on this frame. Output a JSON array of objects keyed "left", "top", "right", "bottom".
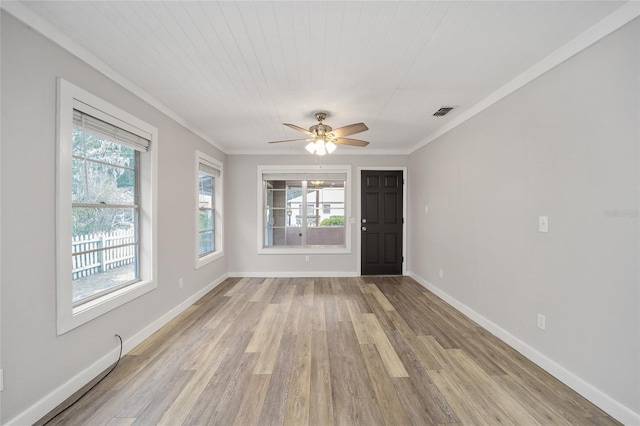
[{"left": 43, "top": 334, "right": 123, "bottom": 425}]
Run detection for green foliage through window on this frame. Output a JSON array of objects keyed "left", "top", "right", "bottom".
[{"left": 320, "top": 216, "right": 345, "bottom": 226}]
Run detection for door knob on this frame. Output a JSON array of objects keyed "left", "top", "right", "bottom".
[
  {"left": 362, "top": 218, "right": 367, "bottom": 223},
  {"left": 361, "top": 226, "right": 367, "bottom": 232}
]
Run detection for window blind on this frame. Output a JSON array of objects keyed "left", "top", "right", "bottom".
[
  {"left": 73, "top": 109, "right": 150, "bottom": 152},
  {"left": 262, "top": 172, "right": 347, "bottom": 181},
  {"left": 199, "top": 162, "right": 221, "bottom": 178}
]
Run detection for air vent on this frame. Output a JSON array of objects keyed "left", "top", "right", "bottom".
[{"left": 433, "top": 106, "right": 454, "bottom": 117}]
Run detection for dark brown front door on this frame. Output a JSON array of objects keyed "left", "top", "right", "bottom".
[{"left": 361, "top": 170, "right": 403, "bottom": 275}]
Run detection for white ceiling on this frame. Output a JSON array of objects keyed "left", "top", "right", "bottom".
[{"left": 9, "top": 1, "right": 628, "bottom": 155}]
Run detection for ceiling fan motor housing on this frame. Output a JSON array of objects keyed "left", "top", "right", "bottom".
[
  {"left": 311, "top": 113, "right": 332, "bottom": 137},
  {"left": 311, "top": 124, "right": 332, "bottom": 136}
]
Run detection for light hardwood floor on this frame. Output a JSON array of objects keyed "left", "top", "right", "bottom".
[{"left": 39, "top": 277, "right": 620, "bottom": 425}]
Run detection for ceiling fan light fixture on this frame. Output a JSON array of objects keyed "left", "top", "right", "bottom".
[
  {"left": 325, "top": 140, "right": 337, "bottom": 153},
  {"left": 315, "top": 139, "right": 327, "bottom": 156},
  {"left": 305, "top": 142, "right": 316, "bottom": 154}
]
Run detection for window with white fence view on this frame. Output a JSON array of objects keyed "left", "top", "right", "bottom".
[
  {"left": 264, "top": 178, "right": 346, "bottom": 248},
  {"left": 72, "top": 110, "right": 144, "bottom": 305}
]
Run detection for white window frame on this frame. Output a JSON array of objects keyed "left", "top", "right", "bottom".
[
  {"left": 56, "top": 78, "right": 158, "bottom": 335},
  {"left": 257, "top": 165, "right": 352, "bottom": 255},
  {"left": 195, "top": 151, "right": 223, "bottom": 268}
]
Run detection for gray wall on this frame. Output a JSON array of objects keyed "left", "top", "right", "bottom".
[
  {"left": 407, "top": 18, "right": 639, "bottom": 414},
  {"left": 227, "top": 154, "right": 407, "bottom": 275},
  {"left": 0, "top": 12, "right": 227, "bottom": 422}
]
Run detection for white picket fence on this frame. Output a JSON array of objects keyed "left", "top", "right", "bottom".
[{"left": 72, "top": 229, "right": 135, "bottom": 280}]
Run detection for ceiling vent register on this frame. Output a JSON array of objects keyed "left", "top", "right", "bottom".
[{"left": 433, "top": 107, "right": 454, "bottom": 117}]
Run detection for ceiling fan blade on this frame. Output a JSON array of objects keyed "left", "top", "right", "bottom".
[
  {"left": 268, "top": 138, "right": 312, "bottom": 144},
  {"left": 283, "top": 123, "right": 313, "bottom": 135},
  {"left": 330, "top": 123, "right": 368, "bottom": 138},
  {"left": 333, "top": 137, "right": 369, "bottom": 147}
]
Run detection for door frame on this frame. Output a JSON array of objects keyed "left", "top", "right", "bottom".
[{"left": 356, "top": 167, "right": 408, "bottom": 276}]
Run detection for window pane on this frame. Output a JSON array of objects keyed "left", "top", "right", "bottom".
[
  {"left": 71, "top": 227, "right": 138, "bottom": 303},
  {"left": 72, "top": 128, "right": 85, "bottom": 156},
  {"left": 87, "top": 138, "right": 135, "bottom": 168},
  {"left": 199, "top": 209, "right": 213, "bottom": 232},
  {"left": 72, "top": 157, "right": 88, "bottom": 203},
  {"left": 266, "top": 208, "right": 287, "bottom": 227},
  {"left": 83, "top": 161, "right": 134, "bottom": 204},
  {"left": 321, "top": 211, "right": 345, "bottom": 227},
  {"left": 306, "top": 226, "right": 345, "bottom": 246},
  {"left": 73, "top": 206, "right": 136, "bottom": 236},
  {"left": 73, "top": 128, "right": 136, "bottom": 168},
  {"left": 72, "top": 160, "right": 135, "bottom": 205},
  {"left": 199, "top": 231, "right": 214, "bottom": 256},
  {"left": 199, "top": 173, "right": 214, "bottom": 209},
  {"left": 266, "top": 189, "right": 286, "bottom": 208},
  {"left": 286, "top": 181, "right": 303, "bottom": 203}
]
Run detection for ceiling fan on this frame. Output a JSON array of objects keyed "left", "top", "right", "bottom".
[{"left": 268, "top": 112, "right": 369, "bottom": 155}]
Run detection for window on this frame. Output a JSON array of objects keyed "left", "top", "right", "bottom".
[
  {"left": 258, "top": 165, "right": 351, "bottom": 254},
  {"left": 71, "top": 110, "right": 142, "bottom": 304},
  {"left": 57, "top": 79, "right": 157, "bottom": 334},
  {"left": 195, "top": 151, "right": 223, "bottom": 268}
]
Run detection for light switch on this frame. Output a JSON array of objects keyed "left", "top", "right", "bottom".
[
  {"left": 539, "top": 216, "right": 549, "bottom": 233},
  {"left": 424, "top": 204, "right": 429, "bottom": 214}
]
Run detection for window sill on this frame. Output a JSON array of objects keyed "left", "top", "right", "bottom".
[
  {"left": 58, "top": 279, "right": 156, "bottom": 335},
  {"left": 258, "top": 246, "right": 350, "bottom": 255},
  {"left": 195, "top": 250, "right": 224, "bottom": 269}
]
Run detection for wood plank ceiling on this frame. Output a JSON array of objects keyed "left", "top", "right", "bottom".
[{"left": 18, "top": 1, "right": 625, "bottom": 154}]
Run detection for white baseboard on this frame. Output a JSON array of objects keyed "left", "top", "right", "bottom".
[
  {"left": 407, "top": 271, "right": 640, "bottom": 426},
  {"left": 6, "top": 273, "right": 228, "bottom": 426},
  {"left": 227, "top": 271, "right": 358, "bottom": 278}
]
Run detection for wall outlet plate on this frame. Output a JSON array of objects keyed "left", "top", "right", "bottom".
[
  {"left": 539, "top": 216, "right": 549, "bottom": 232},
  {"left": 537, "top": 313, "right": 546, "bottom": 330}
]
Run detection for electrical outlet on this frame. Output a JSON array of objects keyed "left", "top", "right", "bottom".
[
  {"left": 539, "top": 216, "right": 549, "bottom": 232},
  {"left": 439, "top": 269, "right": 444, "bottom": 278},
  {"left": 424, "top": 204, "right": 429, "bottom": 214},
  {"left": 305, "top": 255, "right": 310, "bottom": 263},
  {"left": 537, "top": 313, "right": 546, "bottom": 330},
  {"left": 178, "top": 278, "right": 183, "bottom": 288}
]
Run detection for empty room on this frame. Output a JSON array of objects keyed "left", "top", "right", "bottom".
[{"left": 1, "top": 1, "right": 638, "bottom": 425}]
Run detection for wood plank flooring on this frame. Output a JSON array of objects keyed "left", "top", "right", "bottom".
[{"left": 39, "top": 276, "right": 620, "bottom": 425}]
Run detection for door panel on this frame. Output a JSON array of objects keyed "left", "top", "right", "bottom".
[
  {"left": 385, "top": 174, "right": 400, "bottom": 188},
  {"left": 361, "top": 170, "right": 403, "bottom": 275},
  {"left": 384, "top": 233, "right": 398, "bottom": 263},
  {"left": 364, "top": 233, "right": 380, "bottom": 263},
  {"left": 384, "top": 193, "right": 398, "bottom": 223},
  {"left": 365, "top": 193, "right": 379, "bottom": 224}
]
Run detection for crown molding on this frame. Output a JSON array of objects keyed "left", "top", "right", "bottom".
[{"left": 409, "top": 1, "right": 640, "bottom": 154}]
